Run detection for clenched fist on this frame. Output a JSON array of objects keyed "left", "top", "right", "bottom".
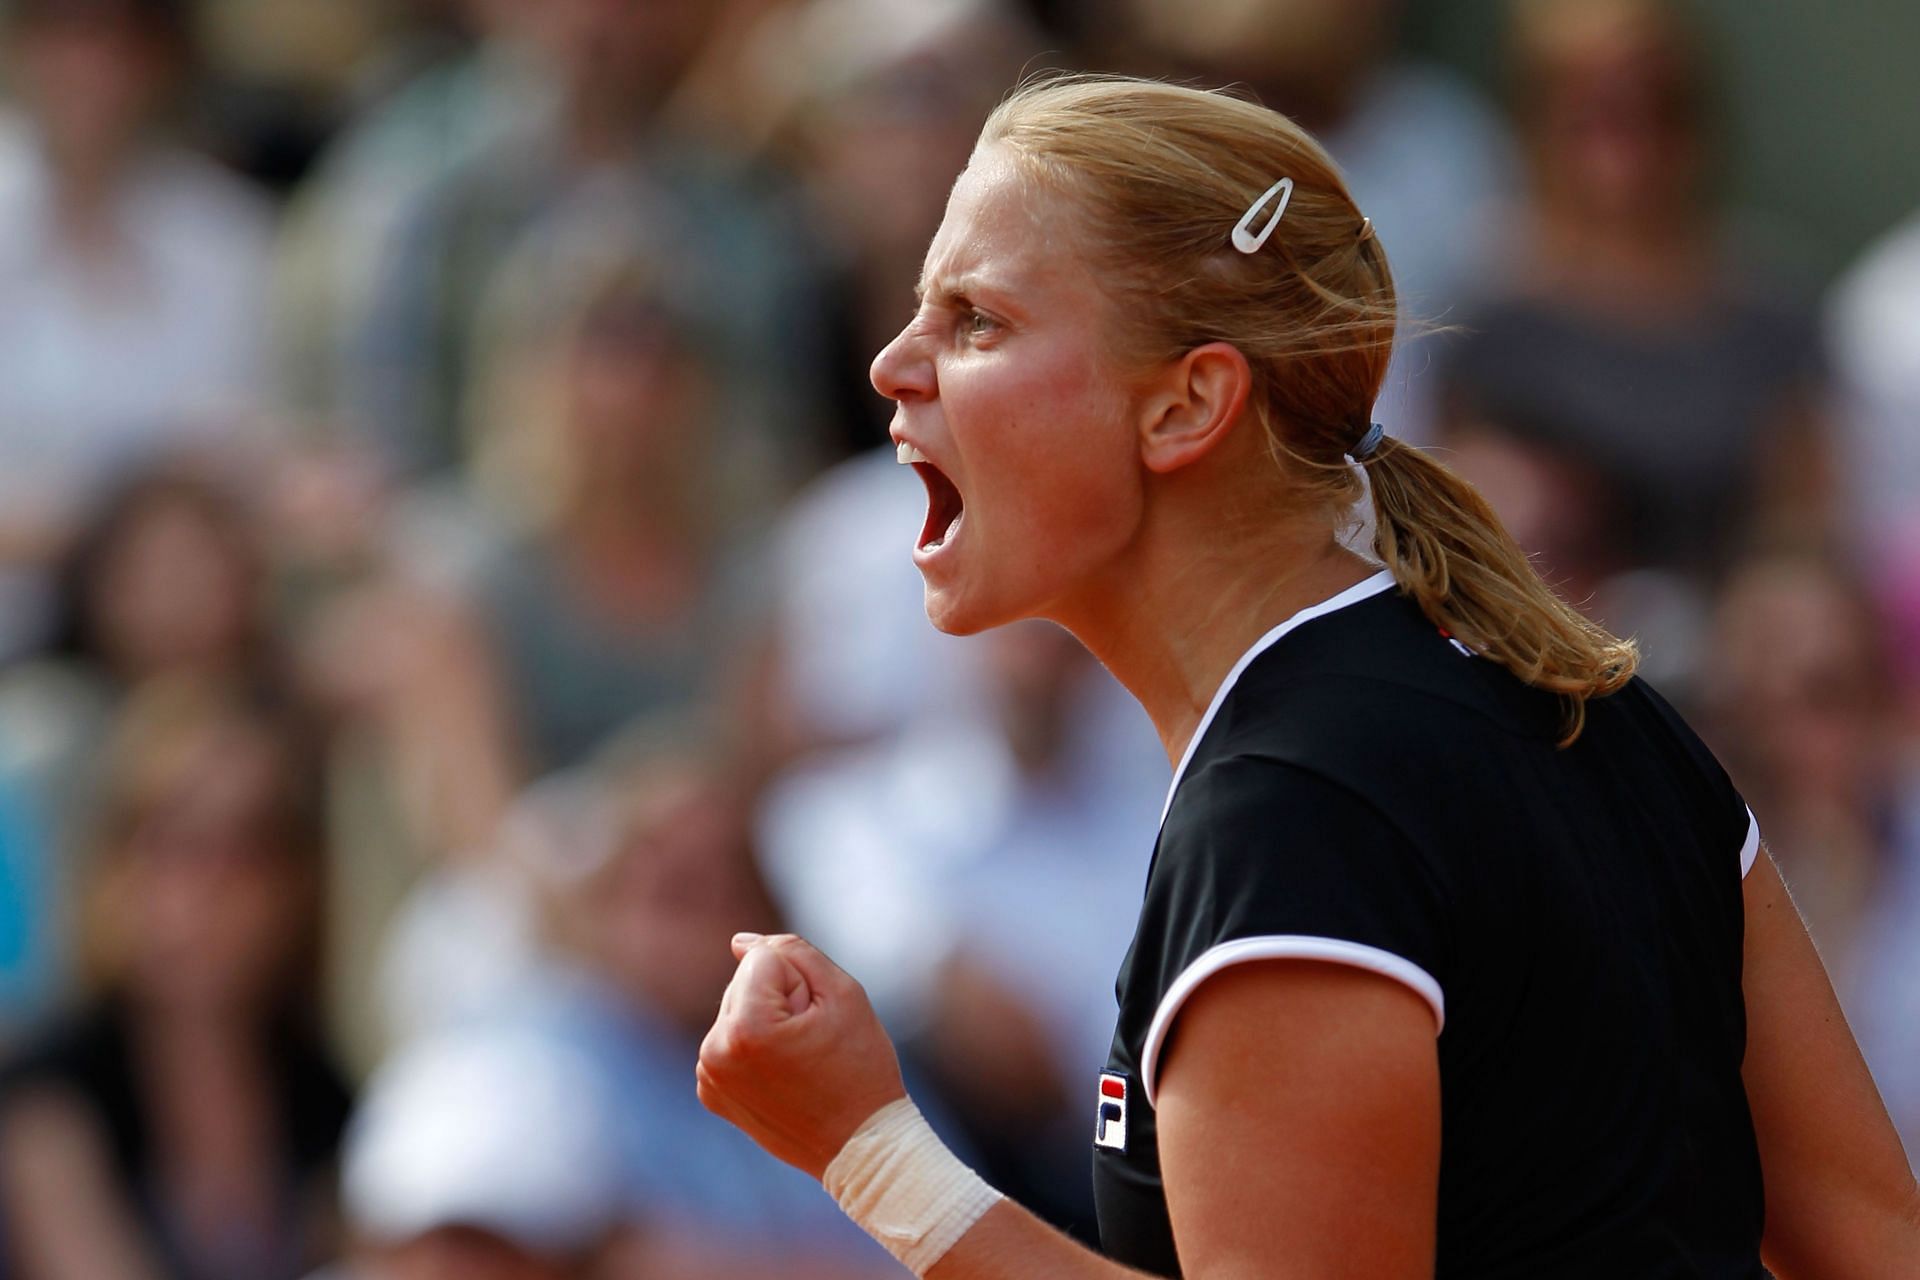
[{"left": 697, "top": 933, "right": 909, "bottom": 1179}]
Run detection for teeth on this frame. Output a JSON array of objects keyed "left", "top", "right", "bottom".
[{"left": 896, "top": 441, "right": 930, "bottom": 465}]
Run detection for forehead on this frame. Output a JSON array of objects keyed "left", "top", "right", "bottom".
[{"left": 917, "top": 147, "right": 1093, "bottom": 305}]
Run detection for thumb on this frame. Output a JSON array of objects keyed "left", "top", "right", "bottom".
[{"left": 735, "top": 940, "right": 811, "bottom": 1021}]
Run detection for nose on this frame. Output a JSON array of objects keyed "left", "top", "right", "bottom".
[{"left": 870, "top": 322, "right": 934, "bottom": 405}]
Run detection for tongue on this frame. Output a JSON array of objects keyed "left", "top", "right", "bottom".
[{"left": 927, "top": 509, "right": 963, "bottom": 550}]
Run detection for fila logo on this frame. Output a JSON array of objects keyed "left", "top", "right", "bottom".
[{"left": 1094, "top": 1072, "right": 1128, "bottom": 1152}]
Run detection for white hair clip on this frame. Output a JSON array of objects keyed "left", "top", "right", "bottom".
[{"left": 1232, "top": 177, "right": 1295, "bottom": 254}]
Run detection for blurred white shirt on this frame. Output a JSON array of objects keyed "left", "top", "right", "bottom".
[
  {"left": 758, "top": 659, "right": 1167, "bottom": 1081},
  {"left": 0, "top": 114, "right": 274, "bottom": 655},
  {"left": 0, "top": 114, "right": 274, "bottom": 515},
  {"left": 769, "top": 445, "right": 985, "bottom": 742}
]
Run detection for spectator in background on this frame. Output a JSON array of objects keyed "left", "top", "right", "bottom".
[
  {"left": 463, "top": 256, "right": 756, "bottom": 777},
  {"left": 1700, "top": 553, "right": 1908, "bottom": 980},
  {"left": 1437, "top": 0, "right": 1833, "bottom": 678},
  {"left": 344, "top": 0, "right": 828, "bottom": 491},
  {"left": 0, "top": 677, "right": 352, "bottom": 1280},
  {"left": 1121, "top": 0, "right": 1517, "bottom": 445},
  {"left": 0, "top": 0, "right": 275, "bottom": 658},
  {"left": 0, "top": 465, "right": 281, "bottom": 810},
  {"left": 318, "top": 1028, "right": 631, "bottom": 1280},
  {"left": 758, "top": 621, "right": 1166, "bottom": 1236},
  {"left": 377, "top": 732, "right": 905, "bottom": 1277},
  {"left": 48, "top": 467, "right": 280, "bottom": 699},
  {"left": 1699, "top": 550, "right": 1920, "bottom": 1168},
  {"left": 343, "top": 253, "right": 762, "bottom": 866},
  {"left": 324, "top": 252, "right": 770, "bottom": 1055},
  {"left": 271, "top": 0, "right": 552, "bottom": 433},
  {"left": 0, "top": 465, "right": 288, "bottom": 1011}
]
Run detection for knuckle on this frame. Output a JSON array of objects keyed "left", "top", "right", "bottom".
[
  {"left": 825, "top": 967, "right": 861, "bottom": 1002},
  {"left": 718, "top": 1022, "right": 767, "bottom": 1063},
  {"left": 701, "top": 1023, "right": 746, "bottom": 1070}
]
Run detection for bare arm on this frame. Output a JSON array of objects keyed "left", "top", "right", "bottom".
[
  {"left": 0, "top": 1090, "right": 165, "bottom": 1280},
  {"left": 699, "top": 935, "right": 1439, "bottom": 1279},
  {"left": 1742, "top": 849, "right": 1920, "bottom": 1278}
]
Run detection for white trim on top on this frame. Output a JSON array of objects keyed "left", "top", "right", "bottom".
[
  {"left": 1139, "top": 935, "right": 1446, "bottom": 1106},
  {"left": 1160, "top": 570, "right": 1398, "bottom": 826},
  {"left": 1739, "top": 809, "right": 1761, "bottom": 879}
]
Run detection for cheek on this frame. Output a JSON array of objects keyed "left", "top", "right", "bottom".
[{"left": 978, "top": 366, "right": 1140, "bottom": 549}]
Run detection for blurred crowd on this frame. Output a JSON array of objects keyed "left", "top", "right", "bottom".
[{"left": 0, "top": 0, "right": 1912, "bottom": 1277}]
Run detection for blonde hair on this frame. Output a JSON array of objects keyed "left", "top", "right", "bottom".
[{"left": 982, "top": 75, "right": 1636, "bottom": 741}]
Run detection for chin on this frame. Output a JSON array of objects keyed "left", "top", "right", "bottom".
[
  {"left": 921, "top": 579, "right": 1020, "bottom": 637},
  {"left": 922, "top": 584, "right": 985, "bottom": 636}
]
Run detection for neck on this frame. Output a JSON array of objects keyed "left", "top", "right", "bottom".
[{"left": 1053, "top": 508, "right": 1376, "bottom": 770}]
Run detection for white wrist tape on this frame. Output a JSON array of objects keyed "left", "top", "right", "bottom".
[{"left": 823, "top": 1098, "right": 1003, "bottom": 1275}]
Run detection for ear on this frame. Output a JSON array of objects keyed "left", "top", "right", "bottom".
[{"left": 1137, "top": 342, "right": 1253, "bottom": 475}]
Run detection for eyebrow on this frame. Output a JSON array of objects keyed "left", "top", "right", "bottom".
[
  {"left": 915, "top": 267, "right": 1001, "bottom": 307},
  {"left": 914, "top": 271, "right": 958, "bottom": 306}
]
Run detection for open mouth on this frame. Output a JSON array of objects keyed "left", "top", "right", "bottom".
[
  {"left": 914, "top": 462, "right": 965, "bottom": 552},
  {"left": 899, "top": 442, "right": 964, "bottom": 554}
]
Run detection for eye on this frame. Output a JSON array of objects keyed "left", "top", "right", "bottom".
[{"left": 962, "top": 310, "right": 1001, "bottom": 341}]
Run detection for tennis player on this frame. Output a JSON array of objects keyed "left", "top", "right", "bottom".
[{"left": 696, "top": 76, "right": 1920, "bottom": 1279}]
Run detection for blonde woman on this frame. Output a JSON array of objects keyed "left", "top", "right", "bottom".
[{"left": 696, "top": 77, "right": 1920, "bottom": 1279}]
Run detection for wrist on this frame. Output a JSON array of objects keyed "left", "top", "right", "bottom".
[{"left": 823, "top": 1098, "right": 1004, "bottom": 1276}]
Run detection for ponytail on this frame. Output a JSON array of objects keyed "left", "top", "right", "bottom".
[{"left": 1363, "top": 439, "right": 1637, "bottom": 745}]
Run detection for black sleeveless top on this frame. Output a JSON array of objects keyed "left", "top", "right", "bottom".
[{"left": 1091, "top": 574, "right": 1763, "bottom": 1278}]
